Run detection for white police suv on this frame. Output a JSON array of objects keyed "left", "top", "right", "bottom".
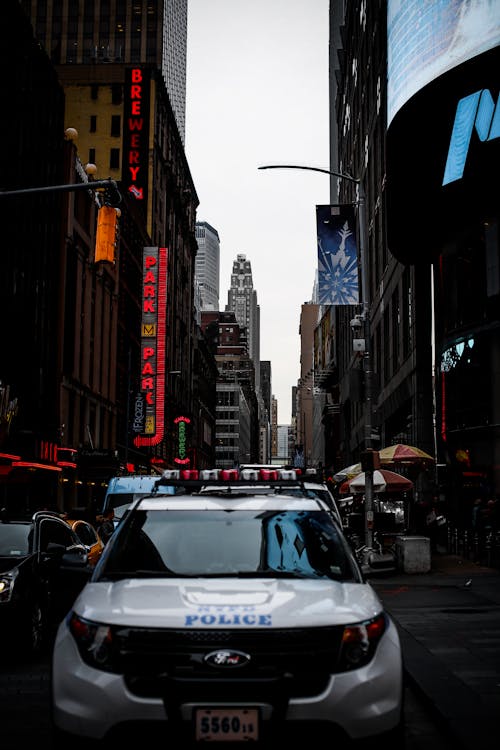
[{"left": 51, "top": 468, "right": 403, "bottom": 747}]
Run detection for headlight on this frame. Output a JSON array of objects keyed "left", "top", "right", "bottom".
[
  {"left": 68, "top": 611, "right": 118, "bottom": 673},
  {"left": 0, "top": 569, "right": 18, "bottom": 603},
  {"left": 338, "top": 612, "right": 387, "bottom": 670}
]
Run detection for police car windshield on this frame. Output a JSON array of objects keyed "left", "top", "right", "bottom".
[{"left": 98, "top": 509, "right": 359, "bottom": 582}]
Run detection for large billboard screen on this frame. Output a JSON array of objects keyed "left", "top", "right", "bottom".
[{"left": 388, "top": 0, "right": 500, "bottom": 126}]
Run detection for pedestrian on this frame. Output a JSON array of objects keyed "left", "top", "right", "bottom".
[
  {"left": 97, "top": 508, "right": 115, "bottom": 544},
  {"left": 425, "top": 499, "right": 439, "bottom": 553},
  {"left": 471, "top": 498, "right": 486, "bottom": 562},
  {"left": 471, "top": 497, "right": 484, "bottom": 532}
]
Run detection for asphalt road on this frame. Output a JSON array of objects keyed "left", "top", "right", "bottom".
[{"left": 0, "top": 648, "right": 455, "bottom": 749}]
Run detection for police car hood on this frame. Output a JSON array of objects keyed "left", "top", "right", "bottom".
[{"left": 74, "top": 577, "right": 382, "bottom": 628}]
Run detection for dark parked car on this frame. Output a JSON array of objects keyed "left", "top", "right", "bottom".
[{"left": 0, "top": 509, "right": 89, "bottom": 653}]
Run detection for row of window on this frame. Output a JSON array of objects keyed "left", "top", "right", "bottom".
[
  {"left": 88, "top": 148, "right": 120, "bottom": 171},
  {"left": 90, "top": 114, "right": 121, "bottom": 137}
]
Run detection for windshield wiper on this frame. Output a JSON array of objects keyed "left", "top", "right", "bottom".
[
  {"left": 194, "top": 570, "right": 313, "bottom": 579},
  {"left": 99, "top": 569, "right": 179, "bottom": 579},
  {"left": 99, "top": 569, "right": 333, "bottom": 580}
]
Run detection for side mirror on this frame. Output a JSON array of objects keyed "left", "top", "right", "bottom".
[{"left": 61, "top": 545, "right": 89, "bottom": 567}]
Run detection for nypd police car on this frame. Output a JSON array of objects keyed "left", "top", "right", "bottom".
[{"left": 51, "top": 468, "right": 403, "bottom": 747}]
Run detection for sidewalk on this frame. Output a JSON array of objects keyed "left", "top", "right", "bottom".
[{"left": 370, "top": 552, "right": 500, "bottom": 749}]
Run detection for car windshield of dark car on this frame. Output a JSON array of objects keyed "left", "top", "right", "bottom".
[
  {"left": 99, "top": 509, "right": 359, "bottom": 581},
  {"left": 105, "top": 493, "right": 134, "bottom": 521},
  {"left": 0, "top": 523, "right": 31, "bottom": 557}
]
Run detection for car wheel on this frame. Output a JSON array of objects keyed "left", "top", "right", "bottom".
[
  {"left": 52, "top": 725, "right": 105, "bottom": 750},
  {"left": 52, "top": 726, "right": 86, "bottom": 750},
  {"left": 351, "top": 715, "right": 405, "bottom": 750}
]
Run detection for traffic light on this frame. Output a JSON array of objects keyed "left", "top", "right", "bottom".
[
  {"left": 94, "top": 205, "right": 119, "bottom": 263},
  {"left": 102, "top": 180, "right": 122, "bottom": 207},
  {"left": 94, "top": 179, "right": 122, "bottom": 207}
]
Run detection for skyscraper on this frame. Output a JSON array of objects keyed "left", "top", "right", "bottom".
[
  {"left": 20, "top": 0, "right": 188, "bottom": 143},
  {"left": 162, "top": 0, "right": 188, "bottom": 144},
  {"left": 195, "top": 222, "right": 220, "bottom": 311},
  {"left": 226, "top": 254, "right": 260, "bottom": 391}
]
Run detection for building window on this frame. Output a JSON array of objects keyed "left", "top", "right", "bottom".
[
  {"left": 91, "top": 84, "right": 98, "bottom": 100},
  {"left": 90, "top": 115, "right": 97, "bottom": 133},
  {"left": 111, "top": 84, "right": 122, "bottom": 105},
  {"left": 111, "top": 115, "right": 121, "bottom": 137},
  {"left": 88, "top": 148, "right": 96, "bottom": 164},
  {"left": 110, "top": 149, "right": 120, "bottom": 170}
]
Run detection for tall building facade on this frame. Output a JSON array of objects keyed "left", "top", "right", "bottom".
[
  {"left": 200, "top": 311, "right": 259, "bottom": 468},
  {"left": 318, "top": 0, "right": 436, "bottom": 494},
  {"left": 259, "top": 361, "right": 272, "bottom": 462},
  {"left": 162, "top": 0, "right": 188, "bottom": 144},
  {"left": 384, "top": 1, "right": 500, "bottom": 517},
  {"left": 297, "top": 303, "right": 320, "bottom": 470},
  {"left": 226, "top": 254, "right": 261, "bottom": 392},
  {"left": 322, "top": 1, "right": 500, "bottom": 526},
  {"left": 276, "top": 425, "right": 290, "bottom": 464},
  {"left": 194, "top": 221, "right": 220, "bottom": 311},
  {"left": 10, "top": 0, "right": 199, "bottom": 497},
  {"left": 271, "top": 396, "right": 278, "bottom": 460},
  {"left": 20, "top": 0, "right": 188, "bottom": 144}
]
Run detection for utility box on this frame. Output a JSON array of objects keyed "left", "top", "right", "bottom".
[{"left": 395, "top": 535, "right": 431, "bottom": 574}]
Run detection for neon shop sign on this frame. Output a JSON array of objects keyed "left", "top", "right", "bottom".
[
  {"left": 174, "top": 416, "right": 191, "bottom": 465},
  {"left": 133, "top": 247, "right": 168, "bottom": 448}
]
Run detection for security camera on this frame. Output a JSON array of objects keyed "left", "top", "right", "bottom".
[{"left": 350, "top": 315, "right": 363, "bottom": 331}]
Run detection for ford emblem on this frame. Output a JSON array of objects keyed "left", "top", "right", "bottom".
[{"left": 204, "top": 649, "right": 251, "bottom": 668}]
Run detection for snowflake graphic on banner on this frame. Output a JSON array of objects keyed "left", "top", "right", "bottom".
[{"left": 316, "top": 205, "right": 359, "bottom": 305}]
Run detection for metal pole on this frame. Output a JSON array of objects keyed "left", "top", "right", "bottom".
[
  {"left": 258, "top": 164, "right": 374, "bottom": 551},
  {"left": 357, "top": 181, "right": 374, "bottom": 551},
  {"left": 0, "top": 179, "right": 122, "bottom": 205},
  {"left": 125, "top": 345, "right": 131, "bottom": 467}
]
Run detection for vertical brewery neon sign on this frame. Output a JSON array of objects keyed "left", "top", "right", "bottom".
[
  {"left": 123, "top": 67, "right": 150, "bottom": 207},
  {"left": 134, "top": 247, "right": 167, "bottom": 447}
]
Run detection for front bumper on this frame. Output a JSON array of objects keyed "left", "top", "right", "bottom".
[{"left": 52, "top": 617, "right": 403, "bottom": 742}]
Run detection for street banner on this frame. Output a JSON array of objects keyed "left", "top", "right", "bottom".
[{"left": 316, "top": 205, "right": 359, "bottom": 305}]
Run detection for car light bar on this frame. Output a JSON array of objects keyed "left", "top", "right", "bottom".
[
  {"left": 160, "top": 468, "right": 299, "bottom": 481},
  {"left": 153, "top": 467, "right": 306, "bottom": 491}
]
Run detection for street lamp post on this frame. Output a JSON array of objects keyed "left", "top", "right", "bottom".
[
  {"left": 0, "top": 178, "right": 122, "bottom": 206},
  {"left": 258, "top": 164, "right": 375, "bottom": 552}
]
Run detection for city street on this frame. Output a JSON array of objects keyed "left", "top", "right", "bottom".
[{"left": 0, "top": 647, "right": 454, "bottom": 749}]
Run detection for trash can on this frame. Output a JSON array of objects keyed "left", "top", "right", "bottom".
[{"left": 395, "top": 535, "right": 431, "bottom": 574}]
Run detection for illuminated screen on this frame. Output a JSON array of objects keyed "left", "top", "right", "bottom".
[{"left": 387, "top": 0, "right": 500, "bottom": 126}]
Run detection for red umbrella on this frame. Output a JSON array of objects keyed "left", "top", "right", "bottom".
[
  {"left": 378, "top": 444, "right": 434, "bottom": 465},
  {"left": 339, "top": 468, "right": 414, "bottom": 495}
]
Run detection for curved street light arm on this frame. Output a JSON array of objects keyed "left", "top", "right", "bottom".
[{"left": 258, "top": 163, "right": 359, "bottom": 185}]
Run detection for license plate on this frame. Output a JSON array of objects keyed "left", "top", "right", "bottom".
[{"left": 195, "top": 707, "right": 259, "bottom": 742}]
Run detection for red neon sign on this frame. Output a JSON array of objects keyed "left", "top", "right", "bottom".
[
  {"left": 134, "top": 247, "right": 168, "bottom": 447},
  {"left": 123, "top": 68, "right": 150, "bottom": 206}
]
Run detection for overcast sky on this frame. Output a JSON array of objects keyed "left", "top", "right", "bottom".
[{"left": 185, "top": 0, "right": 330, "bottom": 425}]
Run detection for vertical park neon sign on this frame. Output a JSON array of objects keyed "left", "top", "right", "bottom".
[{"left": 134, "top": 247, "right": 167, "bottom": 447}]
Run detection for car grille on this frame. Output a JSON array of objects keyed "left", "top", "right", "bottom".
[{"left": 114, "top": 626, "right": 344, "bottom": 701}]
